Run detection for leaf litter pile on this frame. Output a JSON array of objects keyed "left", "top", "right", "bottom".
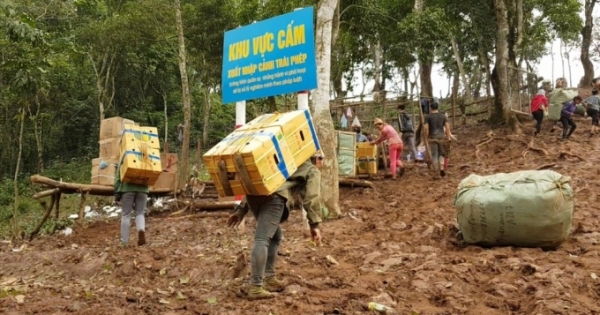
[{"left": 2, "top": 122, "right": 600, "bottom": 314}]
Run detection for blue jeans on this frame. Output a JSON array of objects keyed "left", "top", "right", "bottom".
[{"left": 246, "top": 195, "right": 285, "bottom": 286}]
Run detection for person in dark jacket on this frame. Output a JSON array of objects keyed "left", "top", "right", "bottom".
[
  {"left": 114, "top": 163, "right": 149, "bottom": 247},
  {"left": 396, "top": 105, "right": 419, "bottom": 161},
  {"left": 530, "top": 89, "right": 548, "bottom": 136},
  {"left": 227, "top": 154, "right": 325, "bottom": 300},
  {"left": 560, "top": 96, "right": 582, "bottom": 140}
]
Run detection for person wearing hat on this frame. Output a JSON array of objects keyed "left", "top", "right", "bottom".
[
  {"left": 227, "top": 152, "right": 325, "bottom": 300},
  {"left": 370, "top": 118, "right": 404, "bottom": 179}
]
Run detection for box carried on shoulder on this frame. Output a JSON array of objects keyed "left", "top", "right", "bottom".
[
  {"left": 203, "top": 127, "right": 297, "bottom": 197},
  {"left": 118, "top": 124, "right": 162, "bottom": 185},
  {"left": 236, "top": 110, "right": 321, "bottom": 166}
]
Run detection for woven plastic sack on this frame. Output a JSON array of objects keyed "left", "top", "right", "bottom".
[
  {"left": 454, "top": 170, "right": 573, "bottom": 249},
  {"left": 548, "top": 88, "right": 579, "bottom": 120}
]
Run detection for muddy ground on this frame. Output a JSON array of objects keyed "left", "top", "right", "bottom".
[{"left": 2, "top": 120, "right": 600, "bottom": 315}]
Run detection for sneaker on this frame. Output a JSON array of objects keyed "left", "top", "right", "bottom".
[
  {"left": 118, "top": 242, "right": 128, "bottom": 248},
  {"left": 264, "top": 276, "right": 286, "bottom": 292},
  {"left": 440, "top": 170, "right": 446, "bottom": 177},
  {"left": 247, "top": 285, "right": 275, "bottom": 300},
  {"left": 138, "top": 231, "right": 146, "bottom": 246}
]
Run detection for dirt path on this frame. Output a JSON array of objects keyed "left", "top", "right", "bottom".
[{"left": 2, "top": 123, "right": 600, "bottom": 314}]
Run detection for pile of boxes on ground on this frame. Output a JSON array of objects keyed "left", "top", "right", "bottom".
[
  {"left": 336, "top": 131, "right": 377, "bottom": 177},
  {"left": 203, "top": 109, "right": 320, "bottom": 197},
  {"left": 91, "top": 116, "right": 178, "bottom": 191}
]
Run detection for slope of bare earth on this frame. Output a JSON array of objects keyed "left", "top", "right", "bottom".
[{"left": 2, "top": 121, "right": 600, "bottom": 315}]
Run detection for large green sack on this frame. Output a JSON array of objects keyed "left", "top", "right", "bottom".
[
  {"left": 548, "top": 88, "right": 580, "bottom": 120},
  {"left": 454, "top": 170, "right": 574, "bottom": 249}
]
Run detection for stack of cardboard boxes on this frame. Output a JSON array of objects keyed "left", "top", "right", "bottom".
[
  {"left": 92, "top": 117, "right": 136, "bottom": 186},
  {"left": 91, "top": 116, "right": 178, "bottom": 191},
  {"left": 203, "top": 109, "right": 321, "bottom": 197}
]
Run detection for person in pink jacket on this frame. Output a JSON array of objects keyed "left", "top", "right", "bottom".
[{"left": 370, "top": 118, "right": 404, "bottom": 179}]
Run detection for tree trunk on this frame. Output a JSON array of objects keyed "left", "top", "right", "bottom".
[
  {"left": 451, "top": 72, "right": 460, "bottom": 126},
  {"left": 478, "top": 49, "right": 492, "bottom": 97},
  {"left": 12, "top": 106, "right": 26, "bottom": 238},
  {"left": 560, "top": 40, "right": 566, "bottom": 81},
  {"left": 372, "top": 40, "right": 383, "bottom": 92},
  {"left": 414, "top": 0, "right": 432, "bottom": 98},
  {"left": 32, "top": 95, "right": 44, "bottom": 173},
  {"left": 175, "top": 0, "right": 192, "bottom": 189},
  {"left": 579, "top": 0, "right": 595, "bottom": 87},
  {"left": 313, "top": 0, "right": 341, "bottom": 217},
  {"left": 450, "top": 37, "right": 472, "bottom": 103},
  {"left": 267, "top": 96, "right": 277, "bottom": 112},
  {"left": 162, "top": 92, "right": 168, "bottom": 144},
  {"left": 492, "top": 0, "right": 521, "bottom": 132},
  {"left": 202, "top": 86, "right": 212, "bottom": 147}
]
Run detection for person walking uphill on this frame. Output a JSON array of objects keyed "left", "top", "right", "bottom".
[
  {"left": 396, "top": 104, "right": 420, "bottom": 162},
  {"left": 531, "top": 89, "right": 549, "bottom": 136},
  {"left": 585, "top": 89, "right": 600, "bottom": 135},
  {"left": 424, "top": 102, "right": 453, "bottom": 178},
  {"left": 370, "top": 118, "right": 404, "bottom": 179},
  {"left": 114, "top": 163, "right": 148, "bottom": 247},
  {"left": 560, "top": 96, "right": 582, "bottom": 140},
  {"left": 227, "top": 154, "right": 325, "bottom": 300}
]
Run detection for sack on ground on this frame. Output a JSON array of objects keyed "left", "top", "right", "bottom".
[{"left": 454, "top": 170, "right": 573, "bottom": 249}]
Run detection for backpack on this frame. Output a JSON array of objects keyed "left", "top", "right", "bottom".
[{"left": 398, "top": 113, "right": 414, "bottom": 132}]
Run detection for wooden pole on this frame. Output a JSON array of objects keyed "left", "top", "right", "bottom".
[
  {"left": 417, "top": 98, "right": 435, "bottom": 172},
  {"left": 29, "top": 193, "right": 57, "bottom": 241}
]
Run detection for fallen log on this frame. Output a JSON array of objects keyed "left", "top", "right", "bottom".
[
  {"left": 178, "top": 200, "right": 237, "bottom": 211},
  {"left": 339, "top": 178, "right": 375, "bottom": 189},
  {"left": 30, "top": 175, "right": 173, "bottom": 196}
]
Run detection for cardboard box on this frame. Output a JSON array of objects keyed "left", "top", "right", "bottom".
[
  {"left": 99, "top": 137, "right": 120, "bottom": 159},
  {"left": 91, "top": 158, "right": 119, "bottom": 186},
  {"left": 357, "top": 142, "right": 377, "bottom": 158},
  {"left": 357, "top": 157, "right": 378, "bottom": 174},
  {"left": 141, "top": 126, "right": 160, "bottom": 149},
  {"left": 203, "top": 127, "right": 297, "bottom": 197},
  {"left": 100, "top": 117, "right": 135, "bottom": 140},
  {"left": 119, "top": 148, "right": 162, "bottom": 186},
  {"left": 236, "top": 110, "right": 321, "bottom": 166},
  {"left": 151, "top": 171, "right": 177, "bottom": 190},
  {"left": 161, "top": 153, "right": 178, "bottom": 172}
]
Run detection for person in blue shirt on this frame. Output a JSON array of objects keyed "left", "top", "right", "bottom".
[
  {"left": 560, "top": 96, "right": 582, "bottom": 140},
  {"left": 352, "top": 124, "right": 369, "bottom": 142}
]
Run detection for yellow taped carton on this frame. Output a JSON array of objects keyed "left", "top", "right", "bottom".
[
  {"left": 119, "top": 147, "right": 162, "bottom": 186},
  {"left": 357, "top": 157, "right": 378, "bottom": 174},
  {"left": 357, "top": 142, "right": 377, "bottom": 158},
  {"left": 203, "top": 127, "right": 297, "bottom": 197},
  {"left": 140, "top": 126, "right": 160, "bottom": 149}
]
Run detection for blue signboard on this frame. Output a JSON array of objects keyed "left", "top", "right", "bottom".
[{"left": 221, "top": 7, "right": 317, "bottom": 104}]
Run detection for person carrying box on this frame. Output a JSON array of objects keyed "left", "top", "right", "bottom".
[{"left": 226, "top": 152, "right": 326, "bottom": 300}]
